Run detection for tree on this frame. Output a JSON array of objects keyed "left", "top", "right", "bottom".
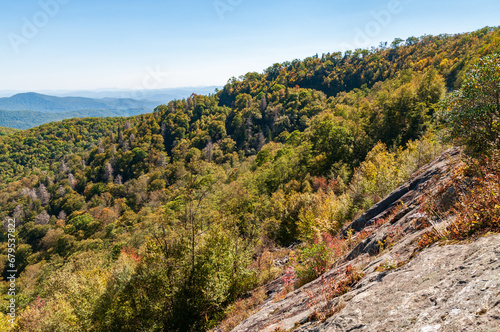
[
  {"left": 57, "top": 210, "right": 67, "bottom": 221},
  {"left": 114, "top": 174, "right": 123, "bottom": 185},
  {"left": 34, "top": 210, "right": 51, "bottom": 225},
  {"left": 443, "top": 54, "right": 500, "bottom": 157},
  {"left": 67, "top": 212, "right": 100, "bottom": 238},
  {"left": 12, "top": 205, "right": 24, "bottom": 224},
  {"left": 68, "top": 173, "right": 77, "bottom": 189},
  {"left": 260, "top": 94, "right": 267, "bottom": 112},
  {"left": 308, "top": 115, "right": 354, "bottom": 174},
  {"left": 37, "top": 184, "right": 51, "bottom": 206},
  {"left": 103, "top": 162, "right": 114, "bottom": 182}
]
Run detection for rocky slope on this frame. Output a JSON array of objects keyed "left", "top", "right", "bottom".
[{"left": 231, "top": 148, "right": 500, "bottom": 331}]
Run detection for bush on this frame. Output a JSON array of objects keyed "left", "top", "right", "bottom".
[{"left": 294, "top": 233, "right": 348, "bottom": 286}]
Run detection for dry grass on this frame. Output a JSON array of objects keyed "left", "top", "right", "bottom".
[
  {"left": 213, "top": 248, "right": 291, "bottom": 332},
  {"left": 418, "top": 156, "right": 500, "bottom": 248},
  {"left": 213, "top": 287, "right": 267, "bottom": 332},
  {"left": 305, "top": 265, "right": 364, "bottom": 322}
]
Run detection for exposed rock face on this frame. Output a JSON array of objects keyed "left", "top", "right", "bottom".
[
  {"left": 231, "top": 148, "right": 500, "bottom": 331},
  {"left": 298, "top": 234, "right": 500, "bottom": 332}
]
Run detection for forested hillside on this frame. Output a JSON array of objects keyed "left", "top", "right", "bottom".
[
  {"left": 0, "top": 27, "right": 499, "bottom": 331},
  {"left": 0, "top": 127, "right": 18, "bottom": 137},
  {"left": 0, "top": 110, "right": 141, "bottom": 131}
]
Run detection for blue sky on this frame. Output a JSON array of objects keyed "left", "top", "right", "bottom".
[{"left": 0, "top": 0, "right": 499, "bottom": 92}]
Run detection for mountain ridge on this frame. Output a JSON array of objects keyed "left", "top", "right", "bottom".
[
  {"left": 0, "top": 92, "right": 158, "bottom": 113},
  {"left": 0, "top": 108, "right": 142, "bottom": 130},
  {"left": 0, "top": 86, "right": 221, "bottom": 100},
  {"left": 0, "top": 92, "right": 159, "bottom": 129}
]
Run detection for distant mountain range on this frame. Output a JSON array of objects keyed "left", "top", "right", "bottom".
[
  {"left": 0, "top": 86, "right": 220, "bottom": 100},
  {"left": 0, "top": 86, "right": 220, "bottom": 129},
  {"left": 42, "top": 86, "right": 221, "bottom": 101},
  {"left": 0, "top": 109, "right": 149, "bottom": 130},
  {"left": 0, "top": 92, "right": 157, "bottom": 113}
]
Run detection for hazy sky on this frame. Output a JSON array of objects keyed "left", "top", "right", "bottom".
[{"left": 0, "top": 0, "right": 499, "bottom": 91}]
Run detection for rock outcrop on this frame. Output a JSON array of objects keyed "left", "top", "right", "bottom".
[
  {"left": 231, "top": 148, "right": 500, "bottom": 331},
  {"left": 295, "top": 234, "right": 500, "bottom": 332}
]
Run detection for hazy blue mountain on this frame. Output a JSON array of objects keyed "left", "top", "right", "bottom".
[
  {"left": 0, "top": 92, "right": 158, "bottom": 113},
  {"left": 0, "top": 86, "right": 221, "bottom": 101},
  {"left": 0, "top": 108, "right": 147, "bottom": 130},
  {"left": 46, "top": 86, "right": 221, "bottom": 100}
]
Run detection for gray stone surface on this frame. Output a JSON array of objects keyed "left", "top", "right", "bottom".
[
  {"left": 230, "top": 148, "right": 500, "bottom": 331},
  {"left": 303, "top": 234, "right": 500, "bottom": 332}
]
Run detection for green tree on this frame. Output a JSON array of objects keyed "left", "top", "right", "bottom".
[
  {"left": 66, "top": 212, "right": 100, "bottom": 238},
  {"left": 443, "top": 54, "right": 500, "bottom": 157}
]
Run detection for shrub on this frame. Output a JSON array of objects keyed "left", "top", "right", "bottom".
[
  {"left": 295, "top": 242, "right": 331, "bottom": 285},
  {"left": 305, "top": 265, "right": 364, "bottom": 322},
  {"left": 294, "top": 233, "right": 348, "bottom": 286}
]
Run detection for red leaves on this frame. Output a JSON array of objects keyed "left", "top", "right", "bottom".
[
  {"left": 121, "top": 246, "right": 142, "bottom": 263},
  {"left": 305, "top": 264, "right": 364, "bottom": 322},
  {"left": 418, "top": 158, "right": 500, "bottom": 249}
]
